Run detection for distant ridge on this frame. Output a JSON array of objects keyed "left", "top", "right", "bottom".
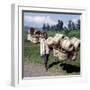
[{"left": 24, "top": 26, "right": 43, "bottom": 32}]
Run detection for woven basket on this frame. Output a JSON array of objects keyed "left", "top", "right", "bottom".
[
  {"left": 31, "top": 37, "right": 39, "bottom": 43},
  {"left": 53, "top": 49, "right": 59, "bottom": 57},
  {"left": 71, "top": 37, "right": 80, "bottom": 50},
  {"left": 47, "top": 37, "right": 54, "bottom": 46},
  {"left": 53, "top": 33, "right": 64, "bottom": 45},
  {"left": 58, "top": 50, "right": 68, "bottom": 60},
  {"left": 60, "top": 39, "right": 73, "bottom": 52},
  {"left": 27, "top": 34, "right": 32, "bottom": 41},
  {"left": 68, "top": 51, "right": 77, "bottom": 60}
]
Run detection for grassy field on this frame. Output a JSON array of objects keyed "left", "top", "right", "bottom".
[{"left": 24, "top": 30, "right": 80, "bottom": 75}]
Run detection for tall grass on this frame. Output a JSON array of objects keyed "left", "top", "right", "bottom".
[{"left": 24, "top": 30, "right": 80, "bottom": 68}]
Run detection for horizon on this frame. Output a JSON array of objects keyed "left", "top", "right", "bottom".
[{"left": 23, "top": 11, "right": 80, "bottom": 28}]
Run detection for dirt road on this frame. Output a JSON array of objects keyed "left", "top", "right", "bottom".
[
  {"left": 24, "top": 63, "right": 66, "bottom": 77},
  {"left": 24, "top": 62, "right": 80, "bottom": 77}
]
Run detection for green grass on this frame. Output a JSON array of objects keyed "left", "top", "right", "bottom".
[
  {"left": 24, "top": 30, "right": 80, "bottom": 74},
  {"left": 47, "top": 29, "right": 80, "bottom": 38}
]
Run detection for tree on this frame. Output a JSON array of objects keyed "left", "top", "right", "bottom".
[
  {"left": 56, "top": 20, "right": 64, "bottom": 30},
  {"left": 76, "top": 19, "right": 80, "bottom": 30},
  {"left": 60, "top": 20, "right": 64, "bottom": 30},
  {"left": 72, "top": 22, "right": 76, "bottom": 30},
  {"left": 46, "top": 24, "right": 50, "bottom": 30},
  {"left": 56, "top": 20, "right": 60, "bottom": 30},
  {"left": 42, "top": 23, "right": 46, "bottom": 31},
  {"left": 63, "top": 26, "right": 68, "bottom": 30},
  {"left": 68, "top": 20, "right": 72, "bottom": 30}
]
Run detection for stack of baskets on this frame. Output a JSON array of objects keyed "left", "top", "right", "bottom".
[
  {"left": 27, "top": 28, "right": 41, "bottom": 43},
  {"left": 27, "top": 27, "right": 80, "bottom": 61},
  {"left": 46, "top": 33, "right": 80, "bottom": 61}
]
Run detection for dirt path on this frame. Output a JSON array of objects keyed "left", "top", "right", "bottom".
[{"left": 24, "top": 63, "right": 66, "bottom": 77}]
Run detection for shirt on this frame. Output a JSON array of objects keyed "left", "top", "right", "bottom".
[{"left": 40, "top": 38, "right": 49, "bottom": 56}]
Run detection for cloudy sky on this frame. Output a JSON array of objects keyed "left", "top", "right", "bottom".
[{"left": 24, "top": 11, "right": 80, "bottom": 28}]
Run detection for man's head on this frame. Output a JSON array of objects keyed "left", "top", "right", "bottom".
[{"left": 40, "top": 32, "right": 48, "bottom": 39}]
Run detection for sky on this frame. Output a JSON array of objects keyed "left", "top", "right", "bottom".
[{"left": 24, "top": 11, "right": 80, "bottom": 28}]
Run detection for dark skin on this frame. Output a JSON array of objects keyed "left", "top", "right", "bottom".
[{"left": 40, "top": 32, "right": 49, "bottom": 71}]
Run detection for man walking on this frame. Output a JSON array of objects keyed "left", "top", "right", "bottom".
[{"left": 40, "top": 32, "right": 50, "bottom": 71}]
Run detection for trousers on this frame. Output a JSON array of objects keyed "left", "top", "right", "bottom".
[{"left": 42, "top": 54, "right": 49, "bottom": 65}]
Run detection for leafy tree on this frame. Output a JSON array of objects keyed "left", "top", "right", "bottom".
[
  {"left": 72, "top": 22, "right": 76, "bottom": 30},
  {"left": 68, "top": 20, "right": 72, "bottom": 30},
  {"left": 76, "top": 19, "right": 80, "bottom": 30},
  {"left": 60, "top": 20, "right": 64, "bottom": 30},
  {"left": 46, "top": 24, "right": 50, "bottom": 30},
  {"left": 56, "top": 20, "right": 63, "bottom": 30},
  {"left": 63, "top": 26, "right": 68, "bottom": 30},
  {"left": 42, "top": 23, "right": 46, "bottom": 31},
  {"left": 68, "top": 20, "right": 80, "bottom": 30}
]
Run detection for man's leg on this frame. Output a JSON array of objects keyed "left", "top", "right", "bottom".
[{"left": 44, "top": 54, "right": 49, "bottom": 71}]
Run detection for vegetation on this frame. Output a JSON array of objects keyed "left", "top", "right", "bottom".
[
  {"left": 42, "top": 19, "right": 80, "bottom": 31},
  {"left": 24, "top": 30, "right": 80, "bottom": 74},
  {"left": 24, "top": 18, "right": 80, "bottom": 75}
]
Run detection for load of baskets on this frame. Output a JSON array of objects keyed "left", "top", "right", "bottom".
[
  {"left": 27, "top": 27, "right": 42, "bottom": 43},
  {"left": 27, "top": 27, "right": 80, "bottom": 61},
  {"left": 47, "top": 33, "right": 80, "bottom": 61}
]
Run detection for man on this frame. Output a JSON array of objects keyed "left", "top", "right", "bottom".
[{"left": 40, "top": 32, "right": 50, "bottom": 71}]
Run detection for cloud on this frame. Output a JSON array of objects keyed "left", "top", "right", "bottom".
[
  {"left": 63, "top": 23, "right": 68, "bottom": 28},
  {"left": 24, "top": 15, "right": 57, "bottom": 26},
  {"left": 45, "top": 16, "right": 57, "bottom": 25},
  {"left": 72, "top": 18, "right": 78, "bottom": 24}
]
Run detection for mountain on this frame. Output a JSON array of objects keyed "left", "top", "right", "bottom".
[{"left": 24, "top": 26, "right": 43, "bottom": 32}]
